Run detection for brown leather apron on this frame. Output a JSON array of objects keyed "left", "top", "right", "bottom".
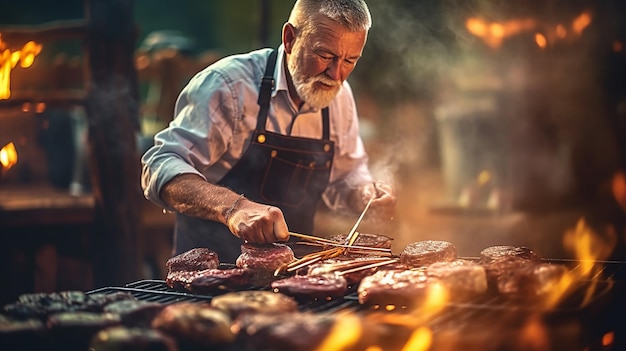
[{"left": 174, "top": 49, "right": 335, "bottom": 262}]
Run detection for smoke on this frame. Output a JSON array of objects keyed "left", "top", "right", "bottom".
[
  {"left": 354, "top": 1, "right": 456, "bottom": 102},
  {"left": 356, "top": 0, "right": 625, "bottom": 212}
]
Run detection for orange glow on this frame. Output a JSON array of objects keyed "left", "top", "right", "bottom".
[
  {"left": 0, "top": 142, "right": 18, "bottom": 171},
  {"left": 466, "top": 17, "right": 536, "bottom": 48},
  {"left": 421, "top": 282, "right": 449, "bottom": 315},
  {"left": 466, "top": 11, "right": 592, "bottom": 48},
  {"left": 477, "top": 170, "right": 491, "bottom": 186},
  {"left": 313, "top": 313, "right": 362, "bottom": 351},
  {"left": 603, "top": 331, "right": 615, "bottom": 347},
  {"left": 572, "top": 11, "right": 592, "bottom": 35},
  {"left": 563, "top": 218, "right": 616, "bottom": 273},
  {"left": 400, "top": 327, "right": 433, "bottom": 351},
  {"left": 518, "top": 316, "right": 550, "bottom": 351},
  {"left": 556, "top": 25, "right": 567, "bottom": 38},
  {"left": 612, "top": 171, "right": 626, "bottom": 212},
  {"left": 561, "top": 217, "right": 617, "bottom": 307},
  {"left": 613, "top": 41, "right": 623, "bottom": 52},
  {"left": 35, "top": 102, "right": 46, "bottom": 113},
  {"left": 0, "top": 35, "right": 42, "bottom": 100},
  {"left": 535, "top": 33, "right": 548, "bottom": 49}
]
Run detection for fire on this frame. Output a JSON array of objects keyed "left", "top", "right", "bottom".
[
  {"left": 466, "top": 10, "right": 592, "bottom": 49},
  {"left": 313, "top": 312, "right": 362, "bottom": 351},
  {"left": 572, "top": 11, "right": 592, "bottom": 35},
  {"left": 559, "top": 217, "right": 617, "bottom": 307},
  {"left": 0, "top": 35, "right": 42, "bottom": 100},
  {"left": 465, "top": 17, "right": 536, "bottom": 48},
  {"left": 400, "top": 327, "right": 433, "bottom": 351},
  {"left": 0, "top": 142, "right": 18, "bottom": 171},
  {"left": 535, "top": 33, "right": 548, "bottom": 49},
  {"left": 612, "top": 171, "right": 626, "bottom": 212},
  {"left": 417, "top": 282, "right": 449, "bottom": 318},
  {"left": 517, "top": 315, "right": 551, "bottom": 351}
]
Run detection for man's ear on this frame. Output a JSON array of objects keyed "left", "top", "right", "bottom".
[{"left": 282, "top": 22, "right": 296, "bottom": 54}]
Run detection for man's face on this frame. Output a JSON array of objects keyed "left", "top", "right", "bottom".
[{"left": 286, "top": 16, "right": 367, "bottom": 109}]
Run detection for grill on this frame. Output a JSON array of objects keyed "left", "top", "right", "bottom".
[
  {"left": 86, "top": 259, "right": 626, "bottom": 351},
  {"left": 88, "top": 279, "right": 359, "bottom": 315}
]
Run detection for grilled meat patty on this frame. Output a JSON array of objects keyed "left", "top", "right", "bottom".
[{"left": 399, "top": 240, "right": 457, "bottom": 267}]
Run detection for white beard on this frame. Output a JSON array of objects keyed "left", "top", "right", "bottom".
[{"left": 287, "top": 46, "right": 342, "bottom": 109}]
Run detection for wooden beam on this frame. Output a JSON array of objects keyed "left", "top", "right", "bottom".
[
  {"left": 0, "top": 90, "right": 87, "bottom": 108},
  {"left": 84, "top": 0, "right": 142, "bottom": 287},
  {"left": 0, "top": 20, "right": 88, "bottom": 44}
]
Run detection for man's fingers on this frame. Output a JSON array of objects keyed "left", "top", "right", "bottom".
[{"left": 273, "top": 219, "right": 290, "bottom": 241}]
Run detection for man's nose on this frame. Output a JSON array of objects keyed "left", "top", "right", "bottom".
[{"left": 326, "top": 59, "right": 342, "bottom": 81}]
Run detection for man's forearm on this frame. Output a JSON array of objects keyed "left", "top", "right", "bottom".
[{"left": 160, "top": 173, "right": 242, "bottom": 224}]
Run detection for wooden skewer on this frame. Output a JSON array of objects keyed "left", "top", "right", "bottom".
[
  {"left": 296, "top": 241, "right": 325, "bottom": 247},
  {"left": 289, "top": 232, "right": 336, "bottom": 244},
  {"left": 345, "top": 249, "right": 393, "bottom": 257},
  {"left": 337, "top": 259, "right": 399, "bottom": 276},
  {"left": 345, "top": 195, "right": 375, "bottom": 246},
  {"left": 287, "top": 255, "right": 324, "bottom": 272},
  {"left": 296, "top": 240, "right": 392, "bottom": 253},
  {"left": 311, "top": 257, "right": 395, "bottom": 273}
]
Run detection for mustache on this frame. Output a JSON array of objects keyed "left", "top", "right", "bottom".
[{"left": 312, "top": 75, "right": 341, "bottom": 87}]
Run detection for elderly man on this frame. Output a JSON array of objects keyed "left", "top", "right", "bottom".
[{"left": 141, "top": 0, "right": 396, "bottom": 262}]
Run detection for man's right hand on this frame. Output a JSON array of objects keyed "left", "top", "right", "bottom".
[{"left": 225, "top": 199, "right": 290, "bottom": 244}]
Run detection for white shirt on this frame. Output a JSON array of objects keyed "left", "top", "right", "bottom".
[{"left": 141, "top": 45, "right": 373, "bottom": 212}]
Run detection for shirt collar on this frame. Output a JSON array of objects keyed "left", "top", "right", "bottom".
[{"left": 274, "top": 44, "right": 289, "bottom": 98}]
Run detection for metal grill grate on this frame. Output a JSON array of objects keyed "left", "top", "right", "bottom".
[{"left": 88, "top": 279, "right": 362, "bottom": 314}]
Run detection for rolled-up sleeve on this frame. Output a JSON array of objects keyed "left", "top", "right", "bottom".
[{"left": 141, "top": 69, "right": 236, "bottom": 210}]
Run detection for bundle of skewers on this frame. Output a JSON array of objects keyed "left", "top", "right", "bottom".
[{"left": 275, "top": 197, "right": 398, "bottom": 276}]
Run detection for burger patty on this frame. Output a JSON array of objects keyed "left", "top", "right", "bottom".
[
  {"left": 479, "top": 245, "right": 540, "bottom": 264},
  {"left": 166, "top": 268, "right": 252, "bottom": 293},
  {"left": 399, "top": 240, "right": 457, "bottom": 267},
  {"left": 270, "top": 273, "right": 349, "bottom": 299},
  {"left": 166, "top": 248, "right": 220, "bottom": 273},
  {"left": 236, "top": 243, "right": 295, "bottom": 273},
  {"left": 210, "top": 291, "right": 298, "bottom": 319},
  {"left": 357, "top": 269, "right": 433, "bottom": 306}
]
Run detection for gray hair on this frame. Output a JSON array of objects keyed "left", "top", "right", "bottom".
[{"left": 288, "top": 0, "right": 372, "bottom": 34}]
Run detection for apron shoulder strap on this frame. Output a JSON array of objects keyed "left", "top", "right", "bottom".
[
  {"left": 256, "top": 48, "right": 331, "bottom": 141},
  {"left": 256, "top": 48, "right": 278, "bottom": 131}
]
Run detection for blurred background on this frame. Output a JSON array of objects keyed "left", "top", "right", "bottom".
[{"left": 0, "top": 0, "right": 624, "bottom": 304}]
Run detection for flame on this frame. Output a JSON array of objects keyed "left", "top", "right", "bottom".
[
  {"left": 400, "top": 327, "right": 433, "bottom": 351},
  {"left": 559, "top": 217, "right": 617, "bottom": 307},
  {"left": 603, "top": 331, "right": 615, "bottom": 347},
  {"left": 418, "top": 282, "right": 449, "bottom": 317},
  {"left": 535, "top": 33, "right": 548, "bottom": 49},
  {"left": 466, "top": 17, "right": 536, "bottom": 48},
  {"left": 477, "top": 170, "right": 491, "bottom": 186},
  {"left": 313, "top": 313, "right": 362, "bottom": 351},
  {"left": 555, "top": 25, "right": 567, "bottom": 39},
  {"left": 466, "top": 10, "right": 592, "bottom": 49},
  {"left": 572, "top": 11, "right": 592, "bottom": 35},
  {"left": 0, "top": 142, "right": 18, "bottom": 170},
  {"left": 612, "top": 171, "right": 626, "bottom": 212},
  {"left": 518, "top": 315, "right": 551, "bottom": 351},
  {"left": 0, "top": 35, "right": 42, "bottom": 100},
  {"left": 563, "top": 218, "right": 616, "bottom": 271}
]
